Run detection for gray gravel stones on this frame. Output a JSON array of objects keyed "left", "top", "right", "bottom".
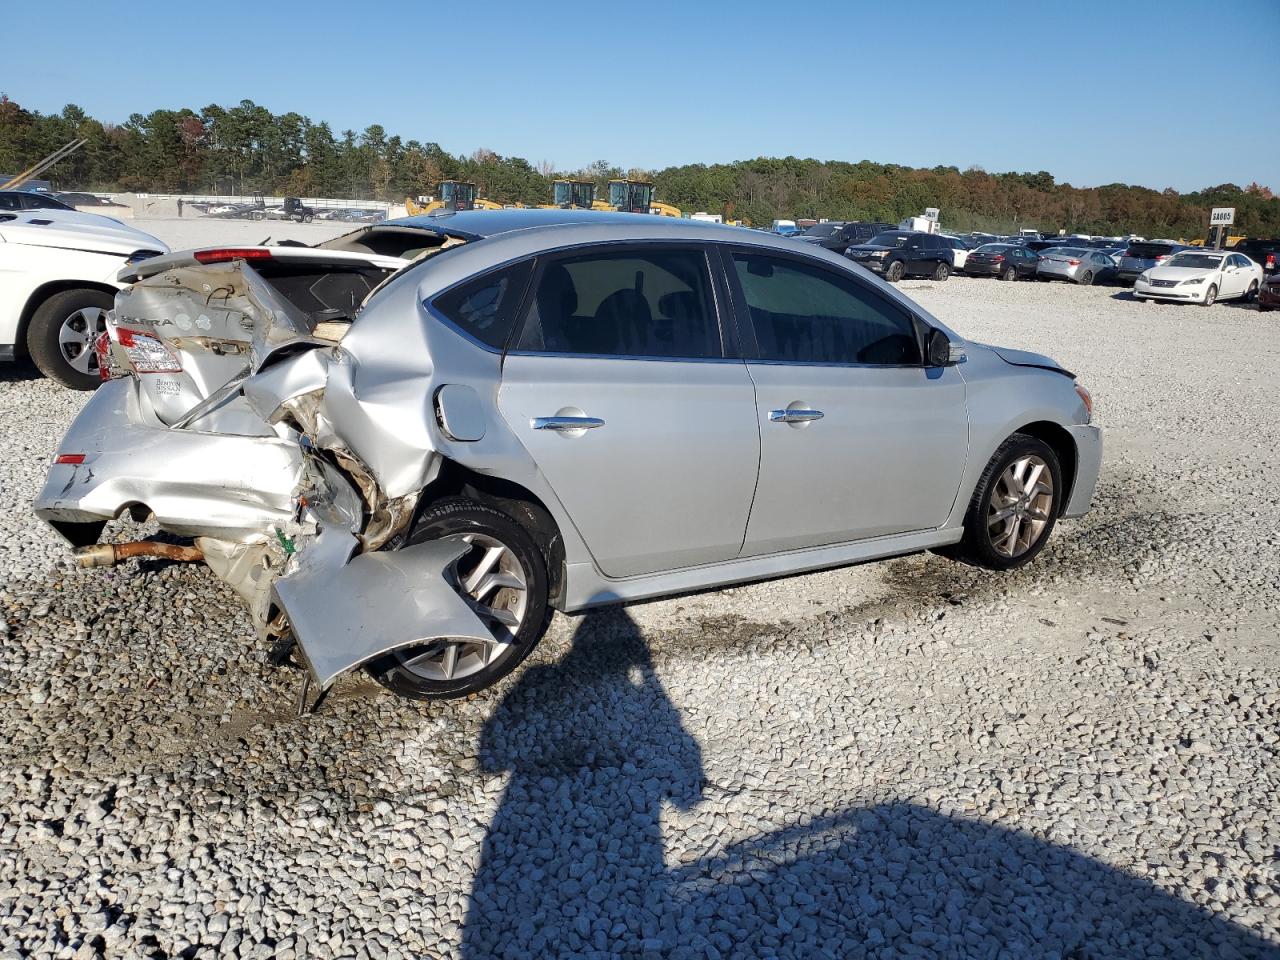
[{"left": 1, "top": 263, "right": 1277, "bottom": 958}]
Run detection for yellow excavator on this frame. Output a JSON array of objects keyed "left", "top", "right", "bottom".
[
  {"left": 546, "top": 179, "right": 609, "bottom": 209},
  {"left": 406, "top": 180, "right": 503, "bottom": 215}
]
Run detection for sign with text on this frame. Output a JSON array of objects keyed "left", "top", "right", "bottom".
[
  {"left": 1210, "top": 207, "right": 1236, "bottom": 226},
  {"left": 924, "top": 207, "right": 940, "bottom": 222}
]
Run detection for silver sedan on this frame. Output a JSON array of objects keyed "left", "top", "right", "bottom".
[
  {"left": 35, "top": 210, "right": 1102, "bottom": 705},
  {"left": 1036, "top": 247, "right": 1118, "bottom": 285}
]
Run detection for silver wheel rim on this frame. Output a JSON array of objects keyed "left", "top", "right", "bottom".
[
  {"left": 988, "top": 454, "right": 1054, "bottom": 558},
  {"left": 1206, "top": 286, "right": 1216, "bottom": 305},
  {"left": 394, "top": 532, "right": 529, "bottom": 682},
  {"left": 58, "top": 307, "right": 107, "bottom": 376}
]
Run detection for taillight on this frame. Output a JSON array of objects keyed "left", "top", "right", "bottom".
[
  {"left": 1067, "top": 259, "right": 1081, "bottom": 266},
  {"left": 992, "top": 255, "right": 1005, "bottom": 262},
  {"left": 192, "top": 248, "right": 274, "bottom": 264},
  {"left": 114, "top": 327, "right": 182, "bottom": 374},
  {"left": 1075, "top": 383, "right": 1093, "bottom": 421},
  {"left": 1155, "top": 255, "right": 1169, "bottom": 262},
  {"left": 1268, "top": 254, "right": 1276, "bottom": 267},
  {"left": 55, "top": 453, "right": 86, "bottom": 465}
]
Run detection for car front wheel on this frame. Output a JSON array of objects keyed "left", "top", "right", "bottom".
[
  {"left": 885, "top": 260, "right": 905, "bottom": 283},
  {"left": 1203, "top": 284, "right": 1217, "bottom": 307},
  {"left": 367, "top": 497, "right": 550, "bottom": 700},
  {"left": 947, "top": 433, "right": 1062, "bottom": 570},
  {"left": 26, "top": 288, "right": 114, "bottom": 390}
]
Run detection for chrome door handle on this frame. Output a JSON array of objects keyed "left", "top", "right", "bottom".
[
  {"left": 532, "top": 416, "right": 605, "bottom": 431},
  {"left": 769, "top": 409, "right": 824, "bottom": 423}
]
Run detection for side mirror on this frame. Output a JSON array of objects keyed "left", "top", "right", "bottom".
[{"left": 925, "top": 327, "right": 959, "bottom": 367}]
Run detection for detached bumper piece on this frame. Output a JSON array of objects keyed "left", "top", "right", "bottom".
[{"left": 273, "top": 536, "right": 494, "bottom": 711}]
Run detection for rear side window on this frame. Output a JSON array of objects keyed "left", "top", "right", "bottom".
[
  {"left": 515, "top": 247, "right": 721, "bottom": 359},
  {"left": 433, "top": 260, "right": 534, "bottom": 350},
  {"left": 732, "top": 252, "right": 922, "bottom": 366}
]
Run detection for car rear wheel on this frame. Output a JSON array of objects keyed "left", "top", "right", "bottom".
[
  {"left": 1001, "top": 266, "right": 1017, "bottom": 282},
  {"left": 1078, "top": 270, "right": 1094, "bottom": 286},
  {"left": 885, "top": 260, "right": 905, "bottom": 283},
  {"left": 945, "top": 433, "right": 1062, "bottom": 571},
  {"left": 932, "top": 261, "right": 951, "bottom": 281},
  {"left": 1203, "top": 284, "right": 1217, "bottom": 307},
  {"left": 367, "top": 497, "right": 550, "bottom": 700},
  {"left": 26, "top": 288, "right": 113, "bottom": 390}
]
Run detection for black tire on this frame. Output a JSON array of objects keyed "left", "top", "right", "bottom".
[
  {"left": 1001, "top": 266, "right": 1017, "bottom": 282},
  {"left": 1078, "top": 270, "right": 1094, "bottom": 286},
  {"left": 1244, "top": 280, "right": 1258, "bottom": 303},
  {"left": 945, "top": 433, "right": 1063, "bottom": 571},
  {"left": 932, "top": 261, "right": 951, "bottom": 282},
  {"left": 1203, "top": 284, "right": 1217, "bottom": 307},
  {"left": 367, "top": 497, "right": 550, "bottom": 700},
  {"left": 26, "top": 288, "right": 113, "bottom": 390},
  {"left": 885, "top": 260, "right": 905, "bottom": 283}
]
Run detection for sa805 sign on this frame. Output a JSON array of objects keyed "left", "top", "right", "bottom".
[{"left": 1210, "top": 207, "right": 1236, "bottom": 226}]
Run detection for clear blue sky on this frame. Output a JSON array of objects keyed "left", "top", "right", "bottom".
[{"left": 5, "top": 0, "right": 1277, "bottom": 192}]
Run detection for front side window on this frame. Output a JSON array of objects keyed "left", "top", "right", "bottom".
[
  {"left": 732, "top": 253, "right": 922, "bottom": 366},
  {"left": 516, "top": 247, "right": 720, "bottom": 359},
  {"left": 432, "top": 260, "right": 534, "bottom": 350}
]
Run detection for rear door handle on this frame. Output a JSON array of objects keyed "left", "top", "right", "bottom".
[
  {"left": 532, "top": 416, "right": 605, "bottom": 432},
  {"left": 769, "top": 409, "right": 824, "bottom": 423}
]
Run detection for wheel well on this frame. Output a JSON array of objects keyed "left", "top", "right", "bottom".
[
  {"left": 422, "top": 460, "right": 567, "bottom": 606},
  {"left": 15, "top": 280, "right": 118, "bottom": 358},
  {"left": 1015, "top": 420, "right": 1077, "bottom": 505}
]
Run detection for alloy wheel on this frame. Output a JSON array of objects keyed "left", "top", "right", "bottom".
[
  {"left": 58, "top": 307, "right": 107, "bottom": 376},
  {"left": 393, "top": 533, "right": 529, "bottom": 682},
  {"left": 987, "top": 454, "right": 1054, "bottom": 558}
]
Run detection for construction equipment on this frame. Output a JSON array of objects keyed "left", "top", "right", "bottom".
[
  {"left": 406, "top": 181, "right": 503, "bottom": 216},
  {"left": 1, "top": 139, "right": 87, "bottom": 191},
  {"left": 549, "top": 179, "right": 601, "bottom": 209}
]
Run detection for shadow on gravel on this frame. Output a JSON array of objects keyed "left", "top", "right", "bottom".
[
  {"left": 0, "top": 357, "right": 41, "bottom": 384},
  {"left": 463, "top": 612, "right": 1280, "bottom": 959}
]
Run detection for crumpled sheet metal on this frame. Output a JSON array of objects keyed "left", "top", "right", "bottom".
[{"left": 272, "top": 537, "right": 493, "bottom": 690}]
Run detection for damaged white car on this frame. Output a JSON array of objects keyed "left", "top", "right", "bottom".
[{"left": 35, "top": 209, "right": 1102, "bottom": 708}]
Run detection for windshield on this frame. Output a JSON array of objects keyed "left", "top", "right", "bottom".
[
  {"left": 1165, "top": 253, "right": 1223, "bottom": 269},
  {"left": 802, "top": 223, "right": 842, "bottom": 238},
  {"left": 867, "top": 232, "right": 910, "bottom": 248}
]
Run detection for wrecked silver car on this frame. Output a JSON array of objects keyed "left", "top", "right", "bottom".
[{"left": 35, "top": 209, "right": 1102, "bottom": 707}]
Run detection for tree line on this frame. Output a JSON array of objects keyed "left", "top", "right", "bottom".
[{"left": 2, "top": 96, "right": 1276, "bottom": 238}]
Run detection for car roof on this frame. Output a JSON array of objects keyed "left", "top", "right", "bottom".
[{"left": 392, "top": 208, "right": 765, "bottom": 242}]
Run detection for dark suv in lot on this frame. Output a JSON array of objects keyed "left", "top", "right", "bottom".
[
  {"left": 845, "top": 231, "right": 954, "bottom": 282},
  {"left": 1115, "top": 241, "right": 1191, "bottom": 284},
  {"left": 796, "top": 220, "right": 895, "bottom": 252},
  {"left": 1233, "top": 238, "right": 1280, "bottom": 275}
]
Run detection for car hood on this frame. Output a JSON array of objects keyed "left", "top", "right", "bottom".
[
  {"left": 979, "top": 343, "right": 1073, "bottom": 378},
  {"left": 1146, "top": 265, "right": 1219, "bottom": 281},
  {"left": 0, "top": 209, "right": 168, "bottom": 256}
]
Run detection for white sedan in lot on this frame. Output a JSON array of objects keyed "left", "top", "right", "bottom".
[
  {"left": 0, "top": 209, "right": 168, "bottom": 388},
  {"left": 1134, "top": 250, "right": 1262, "bottom": 307}
]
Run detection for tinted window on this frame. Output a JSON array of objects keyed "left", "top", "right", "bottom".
[
  {"left": 433, "top": 260, "right": 533, "bottom": 350},
  {"left": 868, "top": 232, "right": 910, "bottom": 248},
  {"left": 732, "top": 253, "right": 921, "bottom": 366},
  {"left": 1127, "top": 243, "right": 1177, "bottom": 259},
  {"left": 0, "top": 194, "right": 19, "bottom": 211},
  {"left": 516, "top": 247, "right": 720, "bottom": 359}
]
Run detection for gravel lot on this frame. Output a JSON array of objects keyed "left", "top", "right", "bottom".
[{"left": 2, "top": 222, "right": 1278, "bottom": 958}]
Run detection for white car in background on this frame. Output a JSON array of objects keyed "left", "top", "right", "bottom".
[
  {"left": 0, "top": 210, "right": 168, "bottom": 388},
  {"left": 1133, "top": 250, "right": 1263, "bottom": 307},
  {"left": 940, "top": 234, "right": 971, "bottom": 271}
]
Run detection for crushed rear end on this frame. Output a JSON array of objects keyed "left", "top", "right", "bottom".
[{"left": 34, "top": 232, "right": 493, "bottom": 703}]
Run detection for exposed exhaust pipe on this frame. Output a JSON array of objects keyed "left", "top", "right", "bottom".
[{"left": 74, "top": 541, "right": 204, "bottom": 568}]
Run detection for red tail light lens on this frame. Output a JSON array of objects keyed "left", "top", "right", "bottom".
[
  {"left": 55, "top": 453, "right": 86, "bottom": 465},
  {"left": 1067, "top": 259, "right": 1081, "bottom": 266},
  {"left": 95, "top": 333, "right": 114, "bottom": 381},
  {"left": 114, "top": 327, "right": 182, "bottom": 374},
  {"left": 192, "top": 248, "right": 274, "bottom": 264},
  {"left": 992, "top": 255, "right": 1005, "bottom": 262},
  {"left": 1268, "top": 254, "right": 1276, "bottom": 267}
]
